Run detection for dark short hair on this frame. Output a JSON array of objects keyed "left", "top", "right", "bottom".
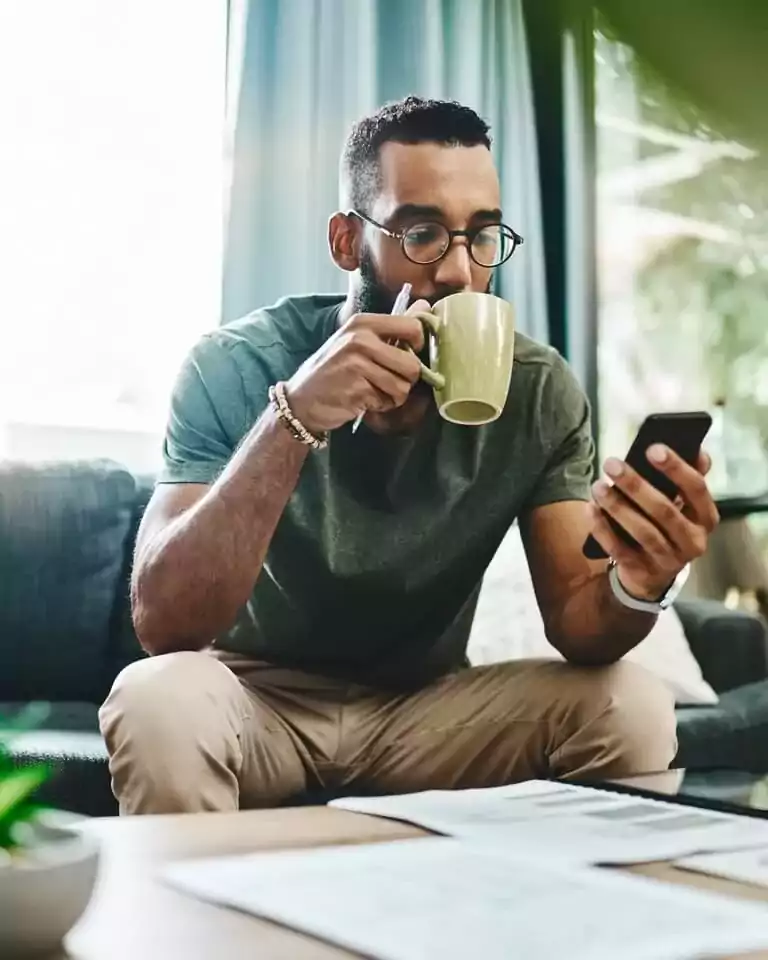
[{"left": 340, "top": 96, "right": 492, "bottom": 212}]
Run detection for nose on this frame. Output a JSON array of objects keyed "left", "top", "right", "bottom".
[{"left": 433, "top": 238, "right": 473, "bottom": 290}]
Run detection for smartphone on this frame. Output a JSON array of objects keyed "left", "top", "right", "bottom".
[{"left": 583, "top": 411, "right": 713, "bottom": 561}]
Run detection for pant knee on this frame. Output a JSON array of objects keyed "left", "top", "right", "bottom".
[
  {"left": 99, "top": 652, "right": 251, "bottom": 814},
  {"left": 556, "top": 660, "right": 678, "bottom": 778},
  {"left": 599, "top": 661, "right": 677, "bottom": 757},
  {"left": 101, "top": 651, "right": 241, "bottom": 729}
]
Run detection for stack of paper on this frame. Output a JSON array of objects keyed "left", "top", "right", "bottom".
[
  {"left": 164, "top": 781, "right": 768, "bottom": 959},
  {"left": 330, "top": 779, "right": 768, "bottom": 865},
  {"left": 165, "top": 836, "right": 768, "bottom": 960},
  {"left": 678, "top": 847, "right": 768, "bottom": 888}
]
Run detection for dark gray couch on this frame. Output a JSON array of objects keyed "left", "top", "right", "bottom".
[{"left": 3, "top": 459, "right": 768, "bottom": 817}]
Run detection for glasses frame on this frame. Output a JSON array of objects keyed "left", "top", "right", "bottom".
[{"left": 349, "top": 209, "right": 524, "bottom": 268}]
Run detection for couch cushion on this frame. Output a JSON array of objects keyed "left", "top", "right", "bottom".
[
  {"left": 105, "top": 474, "right": 153, "bottom": 681},
  {"left": 469, "top": 524, "right": 719, "bottom": 705},
  {"left": 676, "top": 679, "right": 768, "bottom": 772},
  {"left": 0, "top": 459, "right": 136, "bottom": 702}
]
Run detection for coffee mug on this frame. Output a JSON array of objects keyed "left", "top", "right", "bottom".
[{"left": 410, "top": 292, "right": 515, "bottom": 426}]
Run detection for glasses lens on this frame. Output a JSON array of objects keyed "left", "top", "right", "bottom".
[
  {"left": 471, "top": 224, "right": 517, "bottom": 267},
  {"left": 402, "top": 222, "right": 450, "bottom": 264}
]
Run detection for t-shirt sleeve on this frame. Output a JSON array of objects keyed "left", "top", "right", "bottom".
[
  {"left": 157, "top": 335, "right": 251, "bottom": 485},
  {"left": 522, "top": 352, "right": 596, "bottom": 511}
]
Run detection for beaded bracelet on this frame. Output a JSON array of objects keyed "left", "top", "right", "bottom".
[{"left": 268, "top": 382, "right": 328, "bottom": 450}]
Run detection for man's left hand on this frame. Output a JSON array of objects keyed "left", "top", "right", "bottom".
[{"left": 587, "top": 444, "right": 720, "bottom": 601}]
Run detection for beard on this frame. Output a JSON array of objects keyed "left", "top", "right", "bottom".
[
  {"left": 355, "top": 248, "right": 401, "bottom": 315},
  {"left": 355, "top": 246, "right": 493, "bottom": 316}
]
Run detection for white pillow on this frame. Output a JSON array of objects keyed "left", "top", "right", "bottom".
[{"left": 468, "top": 525, "right": 718, "bottom": 706}]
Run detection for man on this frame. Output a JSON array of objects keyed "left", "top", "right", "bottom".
[{"left": 100, "top": 97, "right": 719, "bottom": 814}]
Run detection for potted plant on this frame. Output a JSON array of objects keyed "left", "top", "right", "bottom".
[{"left": 0, "top": 704, "right": 100, "bottom": 958}]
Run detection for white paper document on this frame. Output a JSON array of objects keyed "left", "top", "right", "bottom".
[
  {"left": 330, "top": 780, "right": 768, "bottom": 864},
  {"left": 678, "top": 847, "right": 768, "bottom": 888},
  {"left": 164, "top": 837, "right": 768, "bottom": 960}
]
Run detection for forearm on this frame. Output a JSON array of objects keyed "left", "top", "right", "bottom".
[
  {"left": 546, "top": 567, "right": 657, "bottom": 666},
  {"left": 133, "top": 409, "right": 308, "bottom": 654}
]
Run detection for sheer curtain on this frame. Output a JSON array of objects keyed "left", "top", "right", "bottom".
[
  {"left": 223, "top": 0, "right": 548, "bottom": 341},
  {"left": 0, "top": 1, "right": 226, "bottom": 471}
]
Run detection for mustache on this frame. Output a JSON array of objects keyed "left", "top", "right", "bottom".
[{"left": 357, "top": 245, "right": 494, "bottom": 315}]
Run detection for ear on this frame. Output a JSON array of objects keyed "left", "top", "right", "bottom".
[{"left": 328, "top": 212, "right": 360, "bottom": 272}]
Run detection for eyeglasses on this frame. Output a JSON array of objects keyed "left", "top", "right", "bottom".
[{"left": 350, "top": 210, "right": 523, "bottom": 268}]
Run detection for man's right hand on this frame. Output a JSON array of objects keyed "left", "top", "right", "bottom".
[{"left": 286, "top": 301, "right": 430, "bottom": 434}]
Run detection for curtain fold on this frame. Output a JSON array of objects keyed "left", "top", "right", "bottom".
[{"left": 222, "top": 0, "right": 549, "bottom": 342}]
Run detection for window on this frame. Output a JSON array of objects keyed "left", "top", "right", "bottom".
[
  {"left": 0, "top": 1, "right": 226, "bottom": 472},
  {"left": 595, "top": 26, "right": 768, "bottom": 505}
]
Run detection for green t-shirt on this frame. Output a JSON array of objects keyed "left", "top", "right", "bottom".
[{"left": 160, "top": 294, "right": 594, "bottom": 684}]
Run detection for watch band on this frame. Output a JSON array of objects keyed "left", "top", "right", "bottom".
[{"left": 607, "top": 560, "right": 690, "bottom": 614}]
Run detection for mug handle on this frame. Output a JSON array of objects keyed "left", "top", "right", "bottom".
[{"left": 410, "top": 311, "right": 445, "bottom": 390}]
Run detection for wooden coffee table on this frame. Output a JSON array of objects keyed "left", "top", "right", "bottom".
[{"left": 61, "top": 798, "right": 768, "bottom": 960}]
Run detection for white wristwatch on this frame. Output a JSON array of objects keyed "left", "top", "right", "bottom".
[{"left": 607, "top": 560, "right": 690, "bottom": 614}]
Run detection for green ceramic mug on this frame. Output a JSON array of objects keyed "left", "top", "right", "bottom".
[{"left": 410, "top": 292, "right": 516, "bottom": 426}]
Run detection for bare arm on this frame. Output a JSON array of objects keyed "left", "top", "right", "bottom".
[
  {"left": 133, "top": 307, "right": 426, "bottom": 656},
  {"left": 133, "top": 410, "right": 308, "bottom": 655},
  {"left": 520, "top": 501, "right": 655, "bottom": 666},
  {"left": 521, "top": 447, "right": 718, "bottom": 666},
  {"left": 515, "top": 344, "right": 717, "bottom": 664}
]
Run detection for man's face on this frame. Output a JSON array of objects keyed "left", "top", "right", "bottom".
[{"left": 355, "top": 141, "right": 501, "bottom": 315}]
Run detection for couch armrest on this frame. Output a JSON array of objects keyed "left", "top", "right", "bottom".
[{"left": 675, "top": 598, "right": 768, "bottom": 693}]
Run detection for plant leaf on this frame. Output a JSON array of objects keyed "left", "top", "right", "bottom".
[
  {"left": 0, "top": 709, "right": 53, "bottom": 849},
  {"left": 0, "top": 766, "right": 51, "bottom": 821}
]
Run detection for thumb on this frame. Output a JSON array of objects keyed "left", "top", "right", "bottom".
[
  {"left": 696, "top": 449, "right": 712, "bottom": 477},
  {"left": 405, "top": 298, "right": 431, "bottom": 316}
]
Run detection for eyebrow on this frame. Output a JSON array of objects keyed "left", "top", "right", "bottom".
[{"left": 390, "top": 203, "right": 504, "bottom": 224}]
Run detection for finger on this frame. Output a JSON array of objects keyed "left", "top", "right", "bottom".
[
  {"left": 586, "top": 502, "right": 642, "bottom": 567},
  {"left": 348, "top": 313, "right": 426, "bottom": 352},
  {"left": 696, "top": 450, "right": 711, "bottom": 476},
  {"left": 405, "top": 298, "right": 431, "bottom": 316},
  {"left": 647, "top": 444, "right": 719, "bottom": 531},
  {"left": 358, "top": 335, "right": 422, "bottom": 383},
  {"left": 592, "top": 479, "right": 679, "bottom": 570},
  {"left": 360, "top": 390, "right": 396, "bottom": 416},
  {"left": 602, "top": 456, "right": 696, "bottom": 553},
  {"left": 353, "top": 379, "right": 400, "bottom": 417},
  {"left": 362, "top": 360, "right": 414, "bottom": 408}
]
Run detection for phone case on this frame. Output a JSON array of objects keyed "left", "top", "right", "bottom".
[{"left": 583, "top": 411, "right": 712, "bottom": 561}]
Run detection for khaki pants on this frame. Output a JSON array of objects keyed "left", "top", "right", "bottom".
[{"left": 99, "top": 652, "right": 677, "bottom": 815}]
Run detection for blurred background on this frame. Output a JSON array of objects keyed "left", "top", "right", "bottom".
[{"left": 0, "top": 0, "right": 767, "bottom": 602}]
